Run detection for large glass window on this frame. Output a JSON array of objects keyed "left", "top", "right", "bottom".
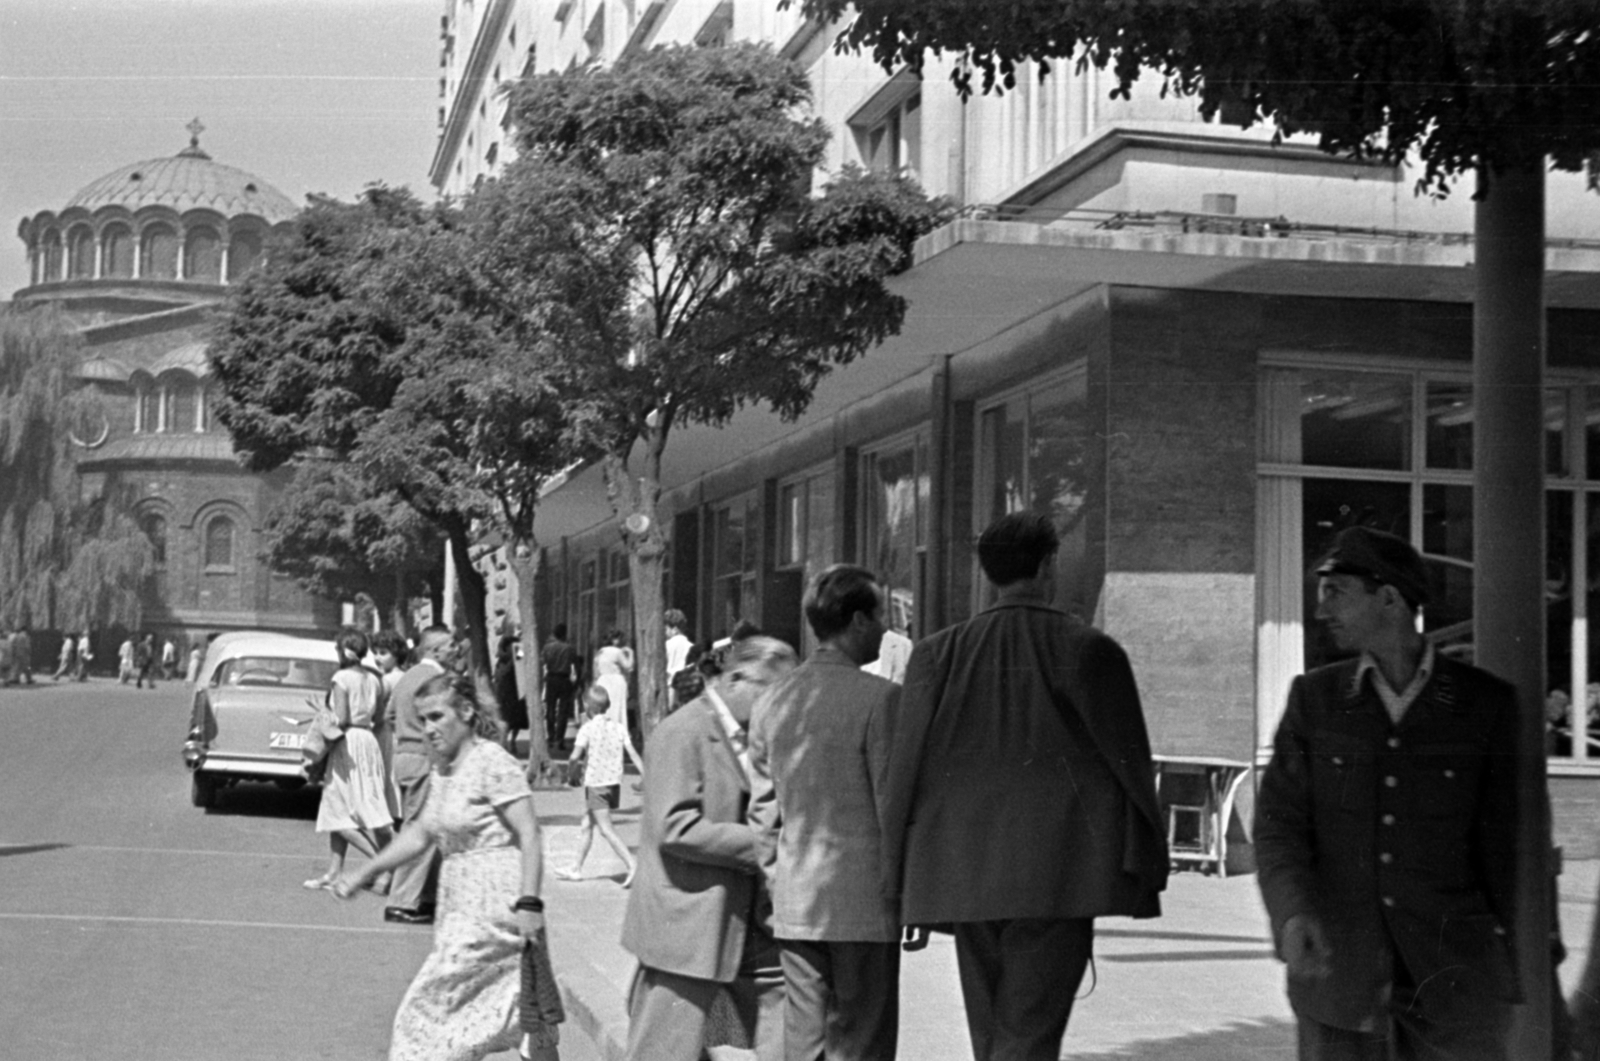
[
  {"left": 1261, "top": 361, "right": 1600, "bottom": 761},
  {"left": 975, "top": 371, "right": 1090, "bottom": 616},
  {"left": 712, "top": 494, "right": 760, "bottom": 639},
  {"left": 863, "top": 440, "right": 927, "bottom": 637}
]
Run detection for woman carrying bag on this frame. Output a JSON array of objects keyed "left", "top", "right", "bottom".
[{"left": 304, "top": 628, "right": 394, "bottom": 893}]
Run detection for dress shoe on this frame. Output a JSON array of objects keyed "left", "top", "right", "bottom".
[{"left": 383, "top": 906, "right": 433, "bottom": 925}]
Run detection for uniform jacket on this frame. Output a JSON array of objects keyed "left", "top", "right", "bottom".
[
  {"left": 748, "top": 645, "right": 900, "bottom": 943},
  {"left": 621, "top": 696, "right": 761, "bottom": 982},
  {"left": 1254, "top": 654, "right": 1522, "bottom": 1031},
  {"left": 882, "top": 588, "right": 1168, "bottom": 924}
]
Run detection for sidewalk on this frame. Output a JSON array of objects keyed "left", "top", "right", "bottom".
[{"left": 528, "top": 778, "right": 1600, "bottom": 1060}]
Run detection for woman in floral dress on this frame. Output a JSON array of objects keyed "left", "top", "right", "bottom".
[{"left": 335, "top": 673, "right": 560, "bottom": 1061}]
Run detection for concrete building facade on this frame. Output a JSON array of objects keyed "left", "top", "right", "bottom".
[{"left": 433, "top": 2, "right": 1600, "bottom": 857}]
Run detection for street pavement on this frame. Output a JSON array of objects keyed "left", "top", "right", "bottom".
[{"left": 4, "top": 677, "right": 1597, "bottom": 1060}]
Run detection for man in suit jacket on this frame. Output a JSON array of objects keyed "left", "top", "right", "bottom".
[
  {"left": 882, "top": 512, "right": 1168, "bottom": 1061},
  {"left": 621, "top": 635, "right": 798, "bottom": 1061},
  {"left": 382, "top": 626, "right": 455, "bottom": 924},
  {"left": 1256, "top": 527, "right": 1521, "bottom": 1059},
  {"left": 749, "top": 565, "right": 901, "bottom": 1060}
]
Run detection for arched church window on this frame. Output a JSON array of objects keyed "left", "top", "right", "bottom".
[
  {"left": 168, "top": 376, "right": 198, "bottom": 433},
  {"left": 143, "top": 514, "right": 168, "bottom": 566},
  {"left": 184, "top": 226, "right": 221, "bottom": 281},
  {"left": 227, "top": 231, "right": 262, "bottom": 281},
  {"left": 204, "top": 516, "right": 235, "bottom": 569},
  {"left": 43, "top": 229, "right": 63, "bottom": 281},
  {"left": 140, "top": 223, "right": 179, "bottom": 279},
  {"left": 68, "top": 226, "right": 95, "bottom": 278},
  {"left": 138, "top": 385, "right": 160, "bottom": 434},
  {"left": 102, "top": 224, "right": 134, "bottom": 278}
]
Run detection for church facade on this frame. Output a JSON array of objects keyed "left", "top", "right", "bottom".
[{"left": 11, "top": 125, "right": 339, "bottom": 657}]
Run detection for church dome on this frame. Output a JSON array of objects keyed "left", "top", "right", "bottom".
[{"left": 64, "top": 142, "right": 296, "bottom": 221}]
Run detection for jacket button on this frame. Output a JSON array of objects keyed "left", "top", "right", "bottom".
[
  {"left": 1332, "top": 756, "right": 1345, "bottom": 766},
  {"left": 1387, "top": 737, "right": 1400, "bottom": 749},
  {"left": 1443, "top": 769, "right": 1456, "bottom": 779},
  {"left": 1382, "top": 814, "right": 1396, "bottom": 826},
  {"left": 1379, "top": 852, "right": 1393, "bottom": 864},
  {"left": 1382, "top": 896, "right": 1396, "bottom": 908},
  {"left": 1385, "top": 775, "right": 1398, "bottom": 787}
]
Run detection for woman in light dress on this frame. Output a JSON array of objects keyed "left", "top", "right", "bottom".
[
  {"left": 335, "top": 673, "right": 560, "bottom": 1061},
  {"left": 592, "top": 628, "right": 633, "bottom": 729},
  {"left": 304, "top": 628, "right": 394, "bottom": 892}
]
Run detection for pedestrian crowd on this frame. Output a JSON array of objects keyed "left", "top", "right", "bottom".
[{"left": 126, "top": 508, "right": 1577, "bottom": 1061}]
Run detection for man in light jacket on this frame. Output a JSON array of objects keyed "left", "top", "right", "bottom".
[{"left": 749, "top": 564, "right": 901, "bottom": 1060}]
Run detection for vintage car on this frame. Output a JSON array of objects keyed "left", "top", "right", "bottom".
[{"left": 183, "top": 631, "right": 340, "bottom": 809}]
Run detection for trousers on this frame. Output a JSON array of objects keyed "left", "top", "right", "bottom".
[
  {"left": 388, "top": 748, "right": 439, "bottom": 913},
  {"left": 952, "top": 918, "right": 1094, "bottom": 1061},
  {"left": 779, "top": 938, "right": 900, "bottom": 1060}
]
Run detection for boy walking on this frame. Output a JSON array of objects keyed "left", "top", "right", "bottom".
[{"left": 555, "top": 684, "right": 642, "bottom": 886}]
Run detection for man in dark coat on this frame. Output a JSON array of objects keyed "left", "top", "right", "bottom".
[
  {"left": 1256, "top": 526, "right": 1521, "bottom": 1060},
  {"left": 541, "top": 624, "right": 577, "bottom": 752},
  {"left": 881, "top": 511, "right": 1168, "bottom": 1061}
]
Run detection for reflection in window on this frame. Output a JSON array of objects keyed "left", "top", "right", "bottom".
[
  {"left": 1425, "top": 381, "right": 1472, "bottom": 470},
  {"left": 864, "top": 446, "right": 924, "bottom": 635},
  {"left": 204, "top": 516, "right": 235, "bottom": 568},
  {"left": 1296, "top": 371, "right": 1411, "bottom": 470},
  {"left": 713, "top": 496, "right": 759, "bottom": 637},
  {"left": 1421, "top": 483, "right": 1473, "bottom": 656}
]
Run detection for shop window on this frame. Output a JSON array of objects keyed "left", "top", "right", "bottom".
[
  {"left": 204, "top": 516, "right": 236, "bottom": 569},
  {"left": 184, "top": 226, "right": 222, "bottom": 281},
  {"left": 102, "top": 224, "right": 134, "bottom": 278},
  {"left": 712, "top": 494, "right": 760, "bottom": 638},
  {"left": 974, "top": 371, "right": 1090, "bottom": 615},
  {"left": 67, "top": 226, "right": 95, "bottom": 278},
  {"left": 1259, "top": 362, "right": 1600, "bottom": 762},
  {"left": 863, "top": 437, "right": 930, "bottom": 636},
  {"left": 777, "top": 467, "right": 837, "bottom": 654},
  {"left": 855, "top": 92, "right": 922, "bottom": 180}
]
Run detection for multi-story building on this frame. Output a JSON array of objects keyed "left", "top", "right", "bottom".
[
  {"left": 11, "top": 126, "right": 340, "bottom": 661},
  {"left": 433, "top": 2, "right": 1600, "bottom": 859}
]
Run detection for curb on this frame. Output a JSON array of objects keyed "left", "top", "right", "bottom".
[{"left": 550, "top": 920, "right": 631, "bottom": 1061}]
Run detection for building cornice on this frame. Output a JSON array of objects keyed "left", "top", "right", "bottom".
[{"left": 430, "top": 0, "right": 518, "bottom": 191}]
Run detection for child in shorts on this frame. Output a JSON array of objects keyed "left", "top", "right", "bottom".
[{"left": 554, "top": 683, "right": 643, "bottom": 886}]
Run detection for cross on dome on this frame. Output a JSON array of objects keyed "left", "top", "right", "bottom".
[{"left": 178, "top": 117, "right": 211, "bottom": 160}]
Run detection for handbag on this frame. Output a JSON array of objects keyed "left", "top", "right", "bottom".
[{"left": 301, "top": 695, "right": 345, "bottom": 770}]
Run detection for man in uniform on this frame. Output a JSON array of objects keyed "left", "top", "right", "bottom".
[
  {"left": 1256, "top": 526, "right": 1521, "bottom": 1059},
  {"left": 882, "top": 511, "right": 1168, "bottom": 1061}
]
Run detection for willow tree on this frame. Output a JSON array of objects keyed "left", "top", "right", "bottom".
[
  {"left": 0, "top": 308, "right": 151, "bottom": 635},
  {"left": 503, "top": 42, "right": 953, "bottom": 736},
  {"left": 792, "top": 0, "right": 1600, "bottom": 1051}
]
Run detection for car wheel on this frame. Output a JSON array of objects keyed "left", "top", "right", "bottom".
[{"left": 191, "top": 772, "right": 220, "bottom": 809}]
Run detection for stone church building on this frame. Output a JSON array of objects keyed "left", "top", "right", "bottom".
[{"left": 12, "top": 125, "right": 338, "bottom": 655}]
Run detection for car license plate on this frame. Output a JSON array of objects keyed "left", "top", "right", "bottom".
[{"left": 269, "top": 732, "right": 305, "bottom": 750}]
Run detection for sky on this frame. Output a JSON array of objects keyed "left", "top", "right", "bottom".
[{"left": 0, "top": 0, "right": 442, "bottom": 298}]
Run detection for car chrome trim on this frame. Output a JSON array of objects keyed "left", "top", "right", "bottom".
[{"left": 194, "top": 757, "right": 306, "bottom": 779}]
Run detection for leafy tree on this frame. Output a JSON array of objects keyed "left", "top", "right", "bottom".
[
  {"left": 260, "top": 460, "right": 442, "bottom": 635},
  {"left": 503, "top": 42, "right": 954, "bottom": 735},
  {"left": 211, "top": 185, "right": 605, "bottom": 776},
  {"left": 791, "top": 0, "right": 1600, "bottom": 1048},
  {"left": 0, "top": 307, "right": 151, "bottom": 635}
]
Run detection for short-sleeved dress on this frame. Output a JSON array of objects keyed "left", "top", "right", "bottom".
[
  {"left": 388, "top": 738, "right": 539, "bottom": 1061},
  {"left": 317, "top": 666, "right": 392, "bottom": 833}
]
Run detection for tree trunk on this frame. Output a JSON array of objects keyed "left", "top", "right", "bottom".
[
  {"left": 602, "top": 446, "right": 669, "bottom": 740},
  {"left": 509, "top": 542, "right": 561, "bottom": 786},
  {"left": 1472, "top": 163, "right": 1553, "bottom": 1059},
  {"left": 445, "top": 521, "right": 492, "bottom": 682},
  {"left": 389, "top": 567, "right": 408, "bottom": 636}
]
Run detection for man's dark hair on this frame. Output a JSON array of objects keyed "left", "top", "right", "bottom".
[
  {"left": 551, "top": 623, "right": 568, "bottom": 640},
  {"left": 664, "top": 608, "right": 687, "bottom": 630},
  {"left": 804, "top": 564, "right": 882, "bottom": 641},
  {"left": 977, "top": 512, "right": 1059, "bottom": 587}
]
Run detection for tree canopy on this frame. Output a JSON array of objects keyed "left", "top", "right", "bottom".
[
  {"left": 794, "top": 0, "right": 1600, "bottom": 191},
  {"left": 501, "top": 41, "right": 954, "bottom": 731},
  {"left": 0, "top": 307, "right": 151, "bottom": 632}
]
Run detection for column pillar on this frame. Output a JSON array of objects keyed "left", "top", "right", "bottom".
[
  {"left": 93, "top": 234, "right": 104, "bottom": 279},
  {"left": 1472, "top": 162, "right": 1550, "bottom": 1059}
]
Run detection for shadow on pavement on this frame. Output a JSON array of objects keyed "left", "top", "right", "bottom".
[
  {"left": 1097, "top": 928, "right": 1271, "bottom": 945},
  {"left": 0, "top": 842, "right": 71, "bottom": 857},
  {"left": 205, "top": 783, "right": 321, "bottom": 820},
  {"left": 1066, "top": 1018, "right": 1297, "bottom": 1060},
  {"left": 1099, "top": 948, "right": 1277, "bottom": 963}
]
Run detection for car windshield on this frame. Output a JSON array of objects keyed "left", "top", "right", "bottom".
[{"left": 214, "top": 656, "right": 338, "bottom": 689}]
